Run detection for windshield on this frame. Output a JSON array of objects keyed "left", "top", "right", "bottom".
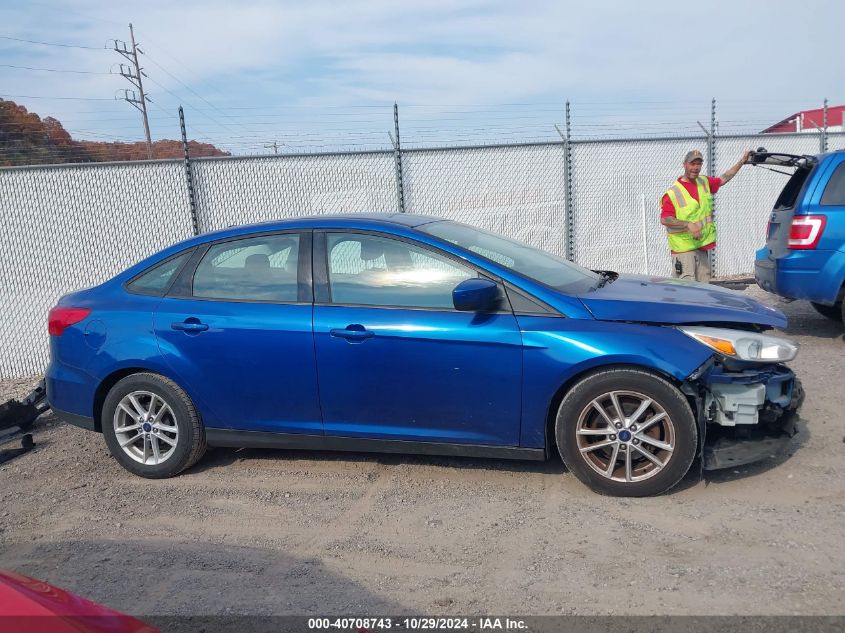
[{"left": 418, "top": 220, "right": 600, "bottom": 292}]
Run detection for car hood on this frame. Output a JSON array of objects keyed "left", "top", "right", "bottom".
[{"left": 575, "top": 274, "right": 786, "bottom": 328}]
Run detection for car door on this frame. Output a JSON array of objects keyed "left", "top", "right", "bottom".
[
  {"left": 153, "top": 231, "right": 322, "bottom": 434},
  {"left": 312, "top": 230, "right": 523, "bottom": 446}
]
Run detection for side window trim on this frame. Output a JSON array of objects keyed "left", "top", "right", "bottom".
[
  {"left": 504, "top": 282, "right": 563, "bottom": 317},
  {"left": 297, "top": 229, "right": 314, "bottom": 304},
  {"left": 313, "top": 230, "right": 329, "bottom": 304},
  {"left": 168, "top": 245, "right": 208, "bottom": 298}
]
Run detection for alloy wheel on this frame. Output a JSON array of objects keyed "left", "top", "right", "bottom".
[
  {"left": 112, "top": 390, "right": 179, "bottom": 465},
  {"left": 575, "top": 390, "right": 675, "bottom": 483}
]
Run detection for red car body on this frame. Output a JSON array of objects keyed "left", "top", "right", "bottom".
[{"left": 0, "top": 569, "right": 158, "bottom": 633}]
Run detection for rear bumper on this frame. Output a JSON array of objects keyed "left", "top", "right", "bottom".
[
  {"left": 52, "top": 407, "right": 97, "bottom": 432},
  {"left": 755, "top": 247, "right": 843, "bottom": 304},
  {"left": 754, "top": 249, "right": 777, "bottom": 294},
  {"left": 45, "top": 360, "right": 97, "bottom": 421}
]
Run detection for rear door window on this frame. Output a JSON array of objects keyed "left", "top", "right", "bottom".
[
  {"left": 192, "top": 234, "right": 300, "bottom": 302},
  {"left": 820, "top": 162, "right": 845, "bottom": 206}
]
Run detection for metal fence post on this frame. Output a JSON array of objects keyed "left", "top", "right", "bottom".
[
  {"left": 708, "top": 98, "right": 717, "bottom": 178},
  {"left": 822, "top": 98, "right": 829, "bottom": 153},
  {"left": 564, "top": 101, "right": 574, "bottom": 261},
  {"left": 179, "top": 106, "right": 199, "bottom": 235},
  {"left": 390, "top": 103, "right": 406, "bottom": 213},
  {"left": 709, "top": 97, "right": 718, "bottom": 277}
]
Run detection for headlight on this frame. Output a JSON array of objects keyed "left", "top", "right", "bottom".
[{"left": 678, "top": 326, "right": 798, "bottom": 362}]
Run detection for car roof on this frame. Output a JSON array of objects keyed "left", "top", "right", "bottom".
[
  {"left": 234, "top": 212, "right": 438, "bottom": 230},
  {"left": 187, "top": 212, "right": 443, "bottom": 243}
]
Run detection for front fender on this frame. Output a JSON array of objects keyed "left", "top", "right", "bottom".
[{"left": 516, "top": 317, "right": 713, "bottom": 449}]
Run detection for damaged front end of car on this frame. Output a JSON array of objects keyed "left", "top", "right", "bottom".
[{"left": 677, "top": 326, "right": 803, "bottom": 471}]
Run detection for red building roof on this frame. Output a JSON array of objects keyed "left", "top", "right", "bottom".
[{"left": 762, "top": 106, "right": 845, "bottom": 133}]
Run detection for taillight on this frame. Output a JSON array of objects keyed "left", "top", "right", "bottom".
[
  {"left": 48, "top": 307, "right": 91, "bottom": 336},
  {"left": 788, "top": 215, "right": 827, "bottom": 250}
]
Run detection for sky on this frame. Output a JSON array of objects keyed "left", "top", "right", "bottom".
[{"left": 1, "top": 0, "right": 844, "bottom": 154}]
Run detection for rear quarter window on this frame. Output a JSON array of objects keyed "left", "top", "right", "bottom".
[
  {"left": 820, "top": 162, "right": 845, "bottom": 206},
  {"left": 126, "top": 251, "right": 191, "bottom": 296}
]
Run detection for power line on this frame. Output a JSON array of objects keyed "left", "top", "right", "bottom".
[
  {"left": 0, "top": 94, "right": 114, "bottom": 100},
  {"left": 0, "top": 35, "right": 105, "bottom": 50},
  {"left": 139, "top": 48, "right": 243, "bottom": 132},
  {"left": 0, "top": 64, "right": 110, "bottom": 75},
  {"left": 146, "top": 100, "right": 214, "bottom": 144},
  {"left": 18, "top": 0, "right": 126, "bottom": 28},
  {"left": 142, "top": 74, "right": 240, "bottom": 137}
]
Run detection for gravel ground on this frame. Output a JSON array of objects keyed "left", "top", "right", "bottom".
[{"left": 1, "top": 285, "right": 843, "bottom": 619}]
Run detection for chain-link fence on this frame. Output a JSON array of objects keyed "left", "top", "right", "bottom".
[
  {"left": 1, "top": 132, "right": 838, "bottom": 377},
  {"left": 403, "top": 143, "right": 568, "bottom": 256},
  {"left": 192, "top": 152, "right": 398, "bottom": 232},
  {"left": 0, "top": 161, "right": 193, "bottom": 378}
]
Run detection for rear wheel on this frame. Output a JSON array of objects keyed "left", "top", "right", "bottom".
[
  {"left": 102, "top": 373, "right": 206, "bottom": 478},
  {"left": 556, "top": 368, "right": 697, "bottom": 497},
  {"left": 810, "top": 301, "right": 842, "bottom": 322}
]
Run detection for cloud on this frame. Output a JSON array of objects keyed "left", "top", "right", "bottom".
[{"left": 1, "top": 0, "right": 843, "bottom": 150}]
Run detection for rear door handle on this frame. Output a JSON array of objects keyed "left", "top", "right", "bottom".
[
  {"left": 171, "top": 320, "right": 209, "bottom": 333},
  {"left": 330, "top": 325, "right": 374, "bottom": 341}
]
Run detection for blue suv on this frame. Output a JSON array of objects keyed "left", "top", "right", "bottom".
[{"left": 755, "top": 149, "right": 845, "bottom": 321}]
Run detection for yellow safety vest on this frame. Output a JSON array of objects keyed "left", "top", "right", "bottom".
[{"left": 664, "top": 177, "right": 716, "bottom": 253}]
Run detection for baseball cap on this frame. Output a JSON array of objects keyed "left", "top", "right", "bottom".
[{"left": 684, "top": 150, "right": 704, "bottom": 163}]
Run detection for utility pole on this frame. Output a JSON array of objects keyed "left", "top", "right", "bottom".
[
  {"left": 113, "top": 23, "right": 153, "bottom": 159},
  {"left": 263, "top": 141, "right": 281, "bottom": 155}
]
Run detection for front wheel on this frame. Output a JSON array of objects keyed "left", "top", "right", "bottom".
[
  {"left": 102, "top": 373, "right": 207, "bottom": 478},
  {"left": 810, "top": 301, "right": 842, "bottom": 322},
  {"left": 556, "top": 368, "right": 698, "bottom": 497}
]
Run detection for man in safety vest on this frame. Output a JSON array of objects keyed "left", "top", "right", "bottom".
[{"left": 660, "top": 149, "right": 751, "bottom": 282}]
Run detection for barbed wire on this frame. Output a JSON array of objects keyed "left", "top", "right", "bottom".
[{"left": 2, "top": 91, "right": 839, "bottom": 160}]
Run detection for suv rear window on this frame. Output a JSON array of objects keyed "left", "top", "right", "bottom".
[
  {"left": 774, "top": 167, "right": 812, "bottom": 210},
  {"left": 820, "top": 162, "right": 845, "bottom": 206}
]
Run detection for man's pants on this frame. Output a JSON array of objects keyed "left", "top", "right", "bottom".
[{"left": 672, "top": 248, "right": 712, "bottom": 283}]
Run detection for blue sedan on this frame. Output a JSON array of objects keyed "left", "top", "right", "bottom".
[{"left": 46, "top": 214, "right": 802, "bottom": 496}]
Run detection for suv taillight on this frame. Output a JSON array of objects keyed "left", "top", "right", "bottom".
[
  {"left": 788, "top": 215, "right": 827, "bottom": 250},
  {"left": 48, "top": 307, "right": 91, "bottom": 336}
]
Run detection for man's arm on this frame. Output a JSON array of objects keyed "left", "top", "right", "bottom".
[
  {"left": 661, "top": 193, "right": 703, "bottom": 238},
  {"left": 661, "top": 215, "right": 702, "bottom": 239},
  {"left": 719, "top": 149, "right": 752, "bottom": 185}
]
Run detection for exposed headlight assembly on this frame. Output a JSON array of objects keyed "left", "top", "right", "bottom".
[{"left": 678, "top": 326, "right": 798, "bottom": 362}]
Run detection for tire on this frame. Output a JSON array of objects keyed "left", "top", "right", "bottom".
[
  {"left": 102, "top": 373, "right": 207, "bottom": 478},
  {"left": 555, "top": 368, "right": 697, "bottom": 497},
  {"left": 810, "top": 301, "right": 842, "bottom": 322}
]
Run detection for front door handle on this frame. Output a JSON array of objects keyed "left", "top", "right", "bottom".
[
  {"left": 171, "top": 319, "right": 209, "bottom": 333},
  {"left": 330, "top": 325, "right": 374, "bottom": 342}
]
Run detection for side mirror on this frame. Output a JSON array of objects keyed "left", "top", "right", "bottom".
[{"left": 452, "top": 278, "right": 499, "bottom": 312}]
